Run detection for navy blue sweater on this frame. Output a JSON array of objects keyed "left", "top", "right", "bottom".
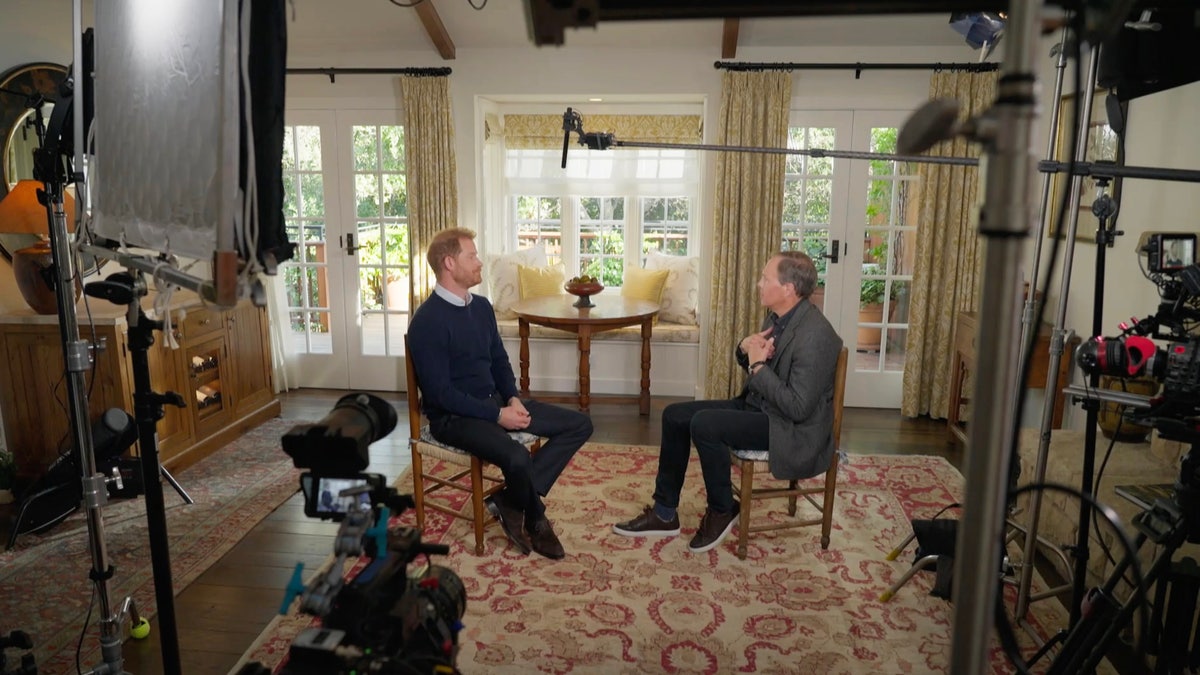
[{"left": 407, "top": 292, "right": 520, "bottom": 422}]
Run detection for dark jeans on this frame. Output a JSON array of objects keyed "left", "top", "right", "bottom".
[
  {"left": 429, "top": 398, "right": 592, "bottom": 524},
  {"left": 654, "top": 399, "right": 770, "bottom": 514}
]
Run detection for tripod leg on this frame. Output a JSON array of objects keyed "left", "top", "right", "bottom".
[{"left": 159, "top": 467, "right": 193, "bottom": 504}]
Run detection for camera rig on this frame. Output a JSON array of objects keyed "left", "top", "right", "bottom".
[
  {"left": 1043, "top": 238, "right": 1200, "bottom": 673},
  {"left": 238, "top": 393, "right": 466, "bottom": 675}
]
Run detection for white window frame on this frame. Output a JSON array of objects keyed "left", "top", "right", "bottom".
[{"left": 504, "top": 149, "right": 700, "bottom": 287}]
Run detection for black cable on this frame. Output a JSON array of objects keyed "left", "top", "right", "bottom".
[
  {"left": 388, "top": 0, "right": 426, "bottom": 7},
  {"left": 75, "top": 583, "right": 96, "bottom": 675},
  {"left": 1007, "top": 482, "right": 1150, "bottom": 667}
]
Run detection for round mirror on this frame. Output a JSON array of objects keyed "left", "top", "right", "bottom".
[
  {"left": 0, "top": 63, "right": 68, "bottom": 263},
  {"left": 0, "top": 61, "right": 103, "bottom": 281}
]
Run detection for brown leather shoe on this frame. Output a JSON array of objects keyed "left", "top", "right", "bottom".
[
  {"left": 485, "top": 492, "right": 531, "bottom": 555},
  {"left": 527, "top": 517, "right": 565, "bottom": 559},
  {"left": 612, "top": 505, "right": 681, "bottom": 538},
  {"left": 687, "top": 501, "right": 740, "bottom": 553}
]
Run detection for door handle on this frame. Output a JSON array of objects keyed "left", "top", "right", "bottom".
[
  {"left": 823, "top": 239, "right": 840, "bottom": 264},
  {"left": 341, "top": 233, "right": 360, "bottom": 255}
]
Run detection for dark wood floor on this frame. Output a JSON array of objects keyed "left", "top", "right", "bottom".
[{"left": 12, "top": 390, "right": 955, "bottom": 675}]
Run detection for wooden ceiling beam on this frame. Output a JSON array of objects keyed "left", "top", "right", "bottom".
[
  {"left": 721, "top": 18, "right": 739, "bottom": 59},
  {"left": 415, "top": 0, "right": 456, "bottom": 60}
]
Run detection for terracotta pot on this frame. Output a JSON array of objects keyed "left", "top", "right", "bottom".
[{"left": 857, "top": 303, "right": 884, "bottom": 352}]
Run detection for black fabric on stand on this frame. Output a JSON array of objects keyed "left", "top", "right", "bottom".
[{"left": 239, "top": 0, "right": 293, "bottom": 270}]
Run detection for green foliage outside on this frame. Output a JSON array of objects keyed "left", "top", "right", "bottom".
[{"left": 860, "top": 263, "right": 898, "bottom": 307}]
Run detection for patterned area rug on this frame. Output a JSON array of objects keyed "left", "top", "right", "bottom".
[
  {"left": 238, "top": 443, "right": 1076, "bottom": 674},
  {"left": 0, "top": 417, "right": 303, "bottom": 672}
]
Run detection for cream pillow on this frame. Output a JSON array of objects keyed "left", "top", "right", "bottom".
[
  {"left": 517, "top": 263, "right": 566, "bottom": 300},
  {"left": 644, "top": 250, "right": 700, "bottom": 325},
  {"left": 486, "top": 245, "right": 548, "bottom": 319},
  {"left": 621, "top": 267, "right": 670, "bottom": 320}
]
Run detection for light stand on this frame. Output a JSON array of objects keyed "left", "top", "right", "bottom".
[
  {"left": 1011, "top": 26, "right": 1078, "bottom": 627},
  {"left": 948, "top": 2, "right": 1041, "bottom": 669},
  {"left": 83, "top": 271, "right": 187, "bottom": 675},
  {"left": 31, "top": 137, "right": 138, "bottom": 675},
  {"left": 1013, "top": 41, "right": 1104, "bottom": 628}
]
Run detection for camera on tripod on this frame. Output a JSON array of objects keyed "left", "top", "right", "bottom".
[
  {"left": 239, "top": 393, "right": 466, "bottom": 675},
  {"left": 1076, "top": 231, "right": 1200, "bottom": 433}
]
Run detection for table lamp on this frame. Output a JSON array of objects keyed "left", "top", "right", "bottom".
[{"left": 0, "top": 180, "right": 77, "bottom": 314}]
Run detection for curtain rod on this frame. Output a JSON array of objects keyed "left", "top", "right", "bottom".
[
  {"left": 714, "top": 61, "right": 998, "bottom": 78},
  {"left": 286, "top": 67, "right": 452, "bottom": 83}
]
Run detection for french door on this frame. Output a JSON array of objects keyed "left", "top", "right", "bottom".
[
  {"left": 788, "top": 110, "right": 918, "bottom": 408},
  {"left": 281, "top": 109, "right": 410, "bottom": 391}
]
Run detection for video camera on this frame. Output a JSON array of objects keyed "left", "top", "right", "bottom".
[
  {"left": 1076, "top": 231, "right": 1200, "bottom": 441},
  {"left": 239, "top": 393, "right": 466, "bottom": 675}
]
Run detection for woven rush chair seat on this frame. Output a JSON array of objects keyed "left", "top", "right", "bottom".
[
  {"left": 405, "top": 335, "right": 541, "bottom": 555},
  {"left": 730, "top": 346, "right": 848, "bottom": 559}
]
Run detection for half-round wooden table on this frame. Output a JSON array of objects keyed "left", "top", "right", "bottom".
[{"left": 511, "top": 294, "right": 659, "bottom": 414}]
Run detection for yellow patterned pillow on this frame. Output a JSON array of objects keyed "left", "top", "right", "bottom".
[
  {"left": 517, "top": 263, "right": 566, "bottom": 300},
  {"left": 621, "top": 267, "right": 670, "bottom": 310}
]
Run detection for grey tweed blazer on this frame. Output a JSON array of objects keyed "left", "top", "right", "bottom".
[{"left": 738, "top": 299, "right": 843, "bottom": 480}]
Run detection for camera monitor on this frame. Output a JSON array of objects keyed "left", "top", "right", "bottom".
[
  {"left": 299, "top": 472, "right": 386, "bottom": 520},
  {"left": 1140, "top": 232, "right": 1197, "bottom": 274}
]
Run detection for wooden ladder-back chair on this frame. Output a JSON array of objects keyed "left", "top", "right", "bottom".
[
  {"left": 404, "top": 335, "right": 541, "bottom": 555},
  {"left": 730, "top": 346, "right": 849, "bottom": 560}
]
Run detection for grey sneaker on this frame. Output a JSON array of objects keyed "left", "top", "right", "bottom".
[
  {"left": 687, "top": 501, "right": 740, "bottom": 553},
  {"left": 612, "top": 505, "right": 681, "bottom": 537}
]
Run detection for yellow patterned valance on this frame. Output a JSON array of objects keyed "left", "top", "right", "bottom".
[{"left": 501, "top": 114, "right": 702, "bottom": 150}]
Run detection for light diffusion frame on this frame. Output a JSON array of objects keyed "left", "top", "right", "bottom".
[{"left": 91, "top": 0, "right": 242, "bottom": 304}]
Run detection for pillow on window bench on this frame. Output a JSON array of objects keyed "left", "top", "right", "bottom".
[
  {"left": 486, "top": 245, "right": 548, "bottom": 319},
  {"left": 517, "top": 263, "right": 566, "bottom": 300},
  {"left": 644, "top": 250, "right": 700, "bottom": 326},
  {"left": 621, "top": 267, "right": 670, "bottom": 324}
]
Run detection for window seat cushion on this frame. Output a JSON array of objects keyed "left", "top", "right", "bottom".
[{"left": 495, "top": 318, "right": 700, "bottom": 344}]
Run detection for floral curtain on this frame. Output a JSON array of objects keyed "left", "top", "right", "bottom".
[
  {"left": 704, "top": 70, "right": 792, "bottom": 399},
  {"left": 400, "top": 74, "right": 459, "bottom": 310},
  {"left": 900, "top": 70, "right": 998, "bottom": 418}
]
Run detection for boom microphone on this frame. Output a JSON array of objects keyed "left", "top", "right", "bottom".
[
  {"left": 897, "top": 99, "right": 961, "bottom": 155},
  {"left": 561, "top": 106, "right": 574, "bottom": 169}
]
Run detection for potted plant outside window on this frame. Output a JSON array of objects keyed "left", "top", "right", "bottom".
[{"left": 858, "top": 264, "right": 895, "bottom": 352}]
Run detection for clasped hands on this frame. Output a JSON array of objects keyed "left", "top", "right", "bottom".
[
  {"left": 498, "top": 396, "right": 531, "bottom": 430},
  {"left": 741, "top": 327, "right": 776, "bottom": 366}
]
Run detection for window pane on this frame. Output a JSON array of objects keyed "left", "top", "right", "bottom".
[
  {"left": 805, "top": 179, "right": 831, "bottom": 224},
  {"left": 382, "top": 174, "right": 407, "bottom": 217},
  {"left": 299, "top": 173, "right": 325, "bottom": 218},
  {"left": 354, "top": 127, "right": 378, "bottom": 171},
  {"left": 295, "top": 126, "right": 322, "bottom": 171},
  {"left": 380, "top": 126, "right": 405, "bottom": 172},
  {"left": 356, "top": 174, "right": 381, "bottom": 219},
  {"left": 642, "top": 196, "right": 690, "bottom": 258}
]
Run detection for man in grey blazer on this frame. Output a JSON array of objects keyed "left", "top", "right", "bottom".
[{"left": 613, "top": 251, "right": 843, "bottom": 553}]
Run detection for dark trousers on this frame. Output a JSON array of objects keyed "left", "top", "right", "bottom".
[
  {"left": 654, "top": 399, "right": 769, "bottom": 514},
  {"left": 429, "top": 398, "right": 592, "bottom": 524}
]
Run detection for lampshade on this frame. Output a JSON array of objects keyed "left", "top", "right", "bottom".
[{"left": 0, "top": 180, "right": 76, "bottom": 235}]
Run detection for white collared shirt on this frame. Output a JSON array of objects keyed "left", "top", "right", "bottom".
[{"left": 433, "top": 283, "right": 472, "bottom": 307}]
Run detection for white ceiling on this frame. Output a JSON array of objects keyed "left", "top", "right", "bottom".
[{"left": 287, "top": 1, "right": 972, "bottom": 58}]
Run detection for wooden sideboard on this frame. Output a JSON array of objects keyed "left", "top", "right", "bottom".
[
  {"left": 946, "top": 311, "right": 1081, "bottom": 445},
  {"left": 0, "top": 294, "right": 281, "bottom": 483}
]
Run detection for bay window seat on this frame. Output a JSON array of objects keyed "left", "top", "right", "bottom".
[{"left": 494, "top": 318, "right": 701, "bottom": 344}]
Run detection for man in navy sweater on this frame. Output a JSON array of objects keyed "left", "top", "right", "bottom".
[{"left": 407, "top": 228, "right": 593, "bottom": 559}]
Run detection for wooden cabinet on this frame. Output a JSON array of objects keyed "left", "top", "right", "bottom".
[
  {"left": 946, "top": 311, "right": 1080, "bottom": 445},
  {"left": 0, "top": 296, "right": 281, "bottom": 482}
]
